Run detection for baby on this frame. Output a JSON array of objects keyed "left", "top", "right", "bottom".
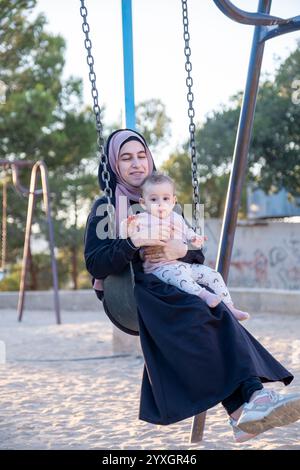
[{"left": 121, "top": 172, "right": 249, "bottom": 321}]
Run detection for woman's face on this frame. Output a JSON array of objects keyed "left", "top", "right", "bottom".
[{"left": 117, "top": 140, "right": 150, "bottom": 187}]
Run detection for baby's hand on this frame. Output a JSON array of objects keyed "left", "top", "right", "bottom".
[
  {"left": 127, "top": 215, "right": 141, "bottom": 238},
  {"left": 190, "top": 235, "right": 208, "bottom": 248},
  {"left": 120, "top": 215, "right": 140, "bottom": 238}
]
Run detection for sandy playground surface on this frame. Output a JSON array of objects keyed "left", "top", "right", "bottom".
[{"left": 0, "top": 307, "right": 300, "bottom": 450}]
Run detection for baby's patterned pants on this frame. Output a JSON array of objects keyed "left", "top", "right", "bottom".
[{"left": 152, "top": 261, "right": 233, "bottom": 304}]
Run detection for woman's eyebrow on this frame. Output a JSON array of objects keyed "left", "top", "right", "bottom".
[{"left": 120, "top": 150, "right": 146, "bottom": 157}]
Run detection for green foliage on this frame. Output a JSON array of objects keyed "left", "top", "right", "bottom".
[
  {"left": 164, "top": 43, "right": 300, "bottom": 218},
  {"left": 0, "top": 264, "right": 21, "bottom": 291},
  {"left": 196, "top": 103, "right": 240, "bottom": 176},
  {"left": 0, "top": 0, "right": 96, "bottom": 170},
  {"left": 0, "top": 2, "right": 172, "bottom": 291},
  {"left": 251, "top": 44, "right": 300, "bottom": 198},
  {"left": 0, "top": 249, "right": 90, "bottom": 292},
  {"left": 161, "top": 151, "right": 247, "bottom": 218},
  {"left": 197, "top": 45, "right": 300, "bottom": 200},
  {"left": 136, "top": 99, "right": 171, "bottom": 149},
  {"left": 0, "top": 1, "right": 97, "bottom": 290}
]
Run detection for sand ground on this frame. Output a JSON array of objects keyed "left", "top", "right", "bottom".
[{"left": 0, "top": 308, "right": 300, "bottom": 450}]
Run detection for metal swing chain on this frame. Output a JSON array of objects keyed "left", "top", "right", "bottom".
[
  {"left": 1, "top": 176, "right": 7, "bottom": 275},
  {"left": 79, "top": 0, "right": 115, "bottom": 237},
  {"left": 181, "top": 0, "right": 201, "bottom": 234}
]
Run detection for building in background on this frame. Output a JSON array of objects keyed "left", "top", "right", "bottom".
[{"left": 247, "top": 187, "right": 300, "bottom": 219}]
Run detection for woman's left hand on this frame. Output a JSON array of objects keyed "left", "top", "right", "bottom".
[{"left": 143, "top": 239, "right": 188, "bottom": 263}]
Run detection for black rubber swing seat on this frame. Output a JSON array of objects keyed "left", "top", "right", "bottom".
[{"left": 102, "top": 263, "right": 139, "bottom": 336}]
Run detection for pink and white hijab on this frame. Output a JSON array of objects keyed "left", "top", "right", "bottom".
[{"left": 93, "top": 129, "right": 155, "bottom": 292}]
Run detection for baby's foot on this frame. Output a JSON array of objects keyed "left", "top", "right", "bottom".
[
  {"left": 227, "top": 304, "right": 250, "bottom": 321},
  {"left": 199, "top": 290, "right": 223, "bottom": 308}
]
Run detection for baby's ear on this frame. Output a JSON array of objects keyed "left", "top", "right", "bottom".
[{"left": 173, "top": 195, "right": 177, "bottom": 204}]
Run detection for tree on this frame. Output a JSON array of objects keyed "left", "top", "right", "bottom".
[
  {"left": 0, "top": 0, "right": 97, "bottom": 290},
  {"left": 251, "top": 44, "right": 300, "bottom": 199},
  {"left": 161, "top": 151, "right": 192, "bottom": 205},
  {"left": 136, "top": 98, "right": 171, "bottom": 150},
  {"left": 197, "top": 45, "right": 300, "bottom": 201},
  {"left": 0, "top": 2, "right": 174, "bottom": 291},
  {"left": 163, "top": 43, "right": 300, "bottom": 220},
  {"left": 46, "top": 167, "right": 98, "bottom": 289},
  {"left": 161, "top": 150, "right": 246, "bottom": 218}
]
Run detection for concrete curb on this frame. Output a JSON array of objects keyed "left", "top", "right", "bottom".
[
  {"left": 0, "top": 289, "right": 100, "bottom": 311},
  {"left": 0, "top": 288, "right": 299, "bottom": 315}
]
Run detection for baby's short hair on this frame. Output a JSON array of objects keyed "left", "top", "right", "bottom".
[{"left": 141, "top": 171, "right": 175, "bottom": 194}]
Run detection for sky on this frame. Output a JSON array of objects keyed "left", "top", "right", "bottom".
[{"left": 34, "top": 0, "right": 300, "bottom": 165}]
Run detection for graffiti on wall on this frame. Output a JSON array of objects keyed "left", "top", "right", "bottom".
[{"left": 205, "top": 221, "right": 300, "bottom": 290}]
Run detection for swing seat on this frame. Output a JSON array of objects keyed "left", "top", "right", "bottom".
[
  {"left": 99, "top": 203, "right": 186, "bottom": 337},
  {"left": 102, "top": 263, "right": 139, "bottom": 336}
]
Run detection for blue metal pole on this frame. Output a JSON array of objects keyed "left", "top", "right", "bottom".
[{"left": 121, "top": 0, "right": 136, "bottom": 130}]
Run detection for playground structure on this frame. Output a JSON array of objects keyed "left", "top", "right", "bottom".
[
  {"left": 0, "top": 160, "right": 61, "bottom": 324},
  {"left": 80, "top": 0, "right": 300, "bottom": 443}
]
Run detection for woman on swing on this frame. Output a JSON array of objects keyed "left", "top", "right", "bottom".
[{"left": 84, "top": 128, "right": 300, "bottom": 443}]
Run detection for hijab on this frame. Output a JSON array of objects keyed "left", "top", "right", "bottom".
[
  {"left": 98, "top": 129, "right": 155, "bottom": 233},
  {"left": 93, "top": 129, "right": 155, "bottom": 292}
]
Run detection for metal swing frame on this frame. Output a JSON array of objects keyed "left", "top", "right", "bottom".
[
  {"left": 79, "top": 0, "right": 300, "bottom": 443},
  {"left": 191, "top": 0, "right": 300, "bottom": 444},
  {"left": 0, "top": 160, "right": 61, "bottom": 324}
]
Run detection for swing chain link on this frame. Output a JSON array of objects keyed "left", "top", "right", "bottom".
[
  {"left": 80, "top": 0, "right": 199, "bottom": 237},
  {"left": 0, "top": 175, "right": 7, "bottom": 275},
  {"left": 79, "top": 0, "right": 115, "bottom": 237},
  {"left": 181, "top": 0, "right": 201, "bottom": 234}
]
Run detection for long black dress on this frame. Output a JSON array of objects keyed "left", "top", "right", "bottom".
[{"left": 84, "top": 196, "right": 293, "bottom": 425}]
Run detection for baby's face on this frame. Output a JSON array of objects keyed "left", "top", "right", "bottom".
[{"left": 140, "top": 182, "right": 176, "bottom": 218}]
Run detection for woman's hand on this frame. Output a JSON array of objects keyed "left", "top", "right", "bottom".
[{"left": 143, "top": 239, "right": 188, "bottom": 263}]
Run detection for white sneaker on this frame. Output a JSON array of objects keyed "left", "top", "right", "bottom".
[
  {"left": 229, "top": 417, "right": 258, "bottom": 443},
  {"left": 237, "top": 389, "right": 300, "bottom": 434}
]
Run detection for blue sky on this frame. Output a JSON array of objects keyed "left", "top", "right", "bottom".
[{"left": 35, "top": 0, "right": 300, "bottom": 164}]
